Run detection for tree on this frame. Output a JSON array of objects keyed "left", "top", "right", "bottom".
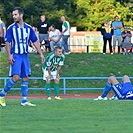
[
  {"left": 74, "top": 0, "right": 132, "bottom": 31},
  {"left": 0, "top": 0, "right": 132, "bottom": 31}
]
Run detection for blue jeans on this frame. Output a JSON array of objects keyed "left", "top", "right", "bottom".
[
  {"left": 50, "top": 41, "right": 62, "bottom": 51},
  {"left": 62, "top": 35, "right": 70, "bottom": 52}
]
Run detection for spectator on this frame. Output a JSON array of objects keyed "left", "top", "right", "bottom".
[
  {"left": 37, "top": 15, "right": 49, "bottom": 46},
  {"left": 49, "top": 24, "right": 62, "bottom": 51},
  {"left": 0, "top": 18, "right": 6, "bottom": 51},
  {"left": 101, "top": 20, "right": 113, "bottom": 54},
  {"left": 112, "top": 16, "right": 123, "bottom": 53},
  {"left": 60, "top": 16, "right": 71, "bottom": 55},
  {"left": 121, "top": 26, "right": 132, "bottom": 55}
]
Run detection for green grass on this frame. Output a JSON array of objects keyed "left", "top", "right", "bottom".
[
  {"left": 0, "top": 52, "right": 133, "bottom": 95},
  {"left": 0, "top": 98, "right": 133, "bottom": 133},
  {"left": 0, "top": 53, "right": 133, "bottom": 133}
]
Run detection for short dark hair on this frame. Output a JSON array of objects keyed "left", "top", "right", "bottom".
[
  {"left": 51, "top": 24, "right": 56, "bottom": 29},
  {"left": 114, "top": 16, "right": 118, "bottom": 19},
  {"left": 54, "top": 46, "right": 62, "bottom": 50},
  {"left": 13, "top": 7, "right": 24, "bottom": 14}
]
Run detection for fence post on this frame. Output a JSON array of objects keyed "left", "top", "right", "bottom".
[
  {"left": 63, "top": 78, "right": 66, "bottom": 94},
  {"left": 4, "top": 78, "right": 7, "bottom": 87}
]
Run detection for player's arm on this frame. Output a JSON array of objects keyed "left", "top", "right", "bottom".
[
  {"left": 56, "top": 56, "right": 65, "bottom": 79},
  {"left": 46, "top": 66, "right": 52, "bottom": 81},
  {"left": 5, "top": 27, "right": 14, "bottom": 65},
  {"left": 5, "top": 42, "right": 14, "bottom": 65},
  {"left": 34, "top": 40, "right": 45, "bottom": 63},
  {"left": 56, "top": 66, "right": 61, "bottom": 76},
  {"left": 30, "top": 27, "right": 45, "bottom": 63}
]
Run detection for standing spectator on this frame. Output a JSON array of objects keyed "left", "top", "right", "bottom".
[
  {"left": 37, "top": 15, "right": 49, "bottom": 45},
  {"left": 121, "top": 26, "right": 132, "bottom": 55},
  {"left": 42, "top": 46, "right": 65, "bottom": 100},
  {"left": 0, "top": 18, "right": 6, "bottom": 51},
  {"left": 49, "top": 24, "right": 62, "bottom": 51},
  {"left": 101, "top": 20, "right": 113, "bottom": 54},
  {"left": 112, "top": 16, "right": 123, "bottom": 53},
  {"left": 0, "top": 7, "right": 45, "bottom": 107},
  {"left": 60, "top": 16, "right": 71, "bottom": 55}
]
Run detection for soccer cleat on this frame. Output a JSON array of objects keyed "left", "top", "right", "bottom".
[
  {"left": 47, "top": 97, "right": 51, "bottom": 100},
  {"left": 0, "top": 97, "right": 6, "bottom": 106},
  {"left": 109, "top": 96, "right": 118, "bottom": 100},
  {"left": 55, "top": 96, "right": 62, "bottom": 100},
  {"left": 94, "top": 96, "right": 107, "bottom": 100},
  {"left": 21, "top": 102, "right": 36, "bottom": 106}
]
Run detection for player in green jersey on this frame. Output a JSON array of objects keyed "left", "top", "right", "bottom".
[{"left": 42, "top": 46, "right": 65, "bottom": 100}]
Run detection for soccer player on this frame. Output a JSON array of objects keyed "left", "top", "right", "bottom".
[
  {"left": 0, "top": 7, "right": 45, "bottom": 106},
  {"left": 94, "top": 75, "right": 133, "bottom": 100},
  {"left": 42, "top": 46, "right": 65, "bottom": 100}
]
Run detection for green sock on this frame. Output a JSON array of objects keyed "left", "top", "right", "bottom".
[
  {"left": 54, "top": 83, "right": 59, "bottom": 97},
  {"left": 46, "top": 82, "right": 51, "bottom": 97}
]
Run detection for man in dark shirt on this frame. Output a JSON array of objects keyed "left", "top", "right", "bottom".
[{"left": 37, "top": 15, "right": 49, "bottom": 45}]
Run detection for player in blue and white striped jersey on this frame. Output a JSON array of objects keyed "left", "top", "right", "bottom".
[
  {"left": 0, "top": 7, "right": 45, "bottom": 107},
  {"left": 94, "top": 75, "right": 133, "bottom": 100}
]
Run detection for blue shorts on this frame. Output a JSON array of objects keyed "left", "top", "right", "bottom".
[
  {"left": 9, "top": 53, "right": 31, "bottom": 78},
  {"left": 112, "top": 82, "right": 133, "bottom": 100}
]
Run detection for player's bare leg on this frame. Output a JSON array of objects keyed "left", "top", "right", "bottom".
[
  {"left": 122, "top": 75, "right": 131, "bottom": 83},
  {"left": 94, "top": 76, "right": 118, "bottom": 100},
  {"left": 108, "top": 76, "right": 119, "bottom": 85}
]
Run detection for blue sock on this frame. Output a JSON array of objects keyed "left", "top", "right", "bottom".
[
  {"left": 21, "top": 81, "right": 28, "bottom": 103},
  {"left": 0, "top": 78, "right": 15, "bottom": 97},
  {"left": 101, "top": 82, "right": 112, "bottom": 98}
]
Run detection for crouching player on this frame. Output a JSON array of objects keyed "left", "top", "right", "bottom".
[
  {"left": 42, "top": 46, "right": 65, "bottom": 100},
  {"left": 94, "top": 75, "right": 133, "bottom": 100}
]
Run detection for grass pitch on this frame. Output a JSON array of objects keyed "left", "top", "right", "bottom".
[{"left": 0, "top": 98, "right": 133, "bottom": 133}]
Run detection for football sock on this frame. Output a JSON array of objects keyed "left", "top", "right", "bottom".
[
  {"left": 46, "top": 82, "right": 51, "bottom": 97},
  {"left": 0, "top": 78, "right": 15, "bottom": 97},
  {"left": 101, "top": 82, "right": 112, "bottom": 98},
  {"left": 21, "top": 81, "right": 28, "bottom": 103},
  {"left": 54, "top": 83, "right": 59, "bottom": 97}
]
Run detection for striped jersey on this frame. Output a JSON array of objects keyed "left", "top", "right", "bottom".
[
  {"left": 42, "top": 52, "right": 65, "bottom": 71},
  {"left": 5, "top": 22, "right": 38, "bottom": 54}
]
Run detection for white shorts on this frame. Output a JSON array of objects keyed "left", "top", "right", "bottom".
[{"left": 42, "top": 68, "right": 58, "bottom": 80}]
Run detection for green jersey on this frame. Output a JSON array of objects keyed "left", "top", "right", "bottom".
[{"left": 42, "top": 52, "right": 65, "bottom": 71}]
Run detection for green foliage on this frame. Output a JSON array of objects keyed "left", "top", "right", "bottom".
[
  {"left": 74, "top": 0, "right": 132, "bottom": 31},
  {"left": 0, "top": 0, "right": 132, "bottom": 31},
  {"left": 0, "top": 52, "right": 133, "bottom": 94}
]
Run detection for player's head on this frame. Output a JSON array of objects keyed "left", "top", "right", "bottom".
[
  {"left": 12, "top": 7, "right": 24, "bottom": 23},
  {"left": 54, "top": 46, "right": 63, "bottom": 57},
  {"left": 40, "top": 15, "right": 45, "bottom": 22},
  {"left": 60, "top": 16, "right": 65, "bottom": 22}
]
